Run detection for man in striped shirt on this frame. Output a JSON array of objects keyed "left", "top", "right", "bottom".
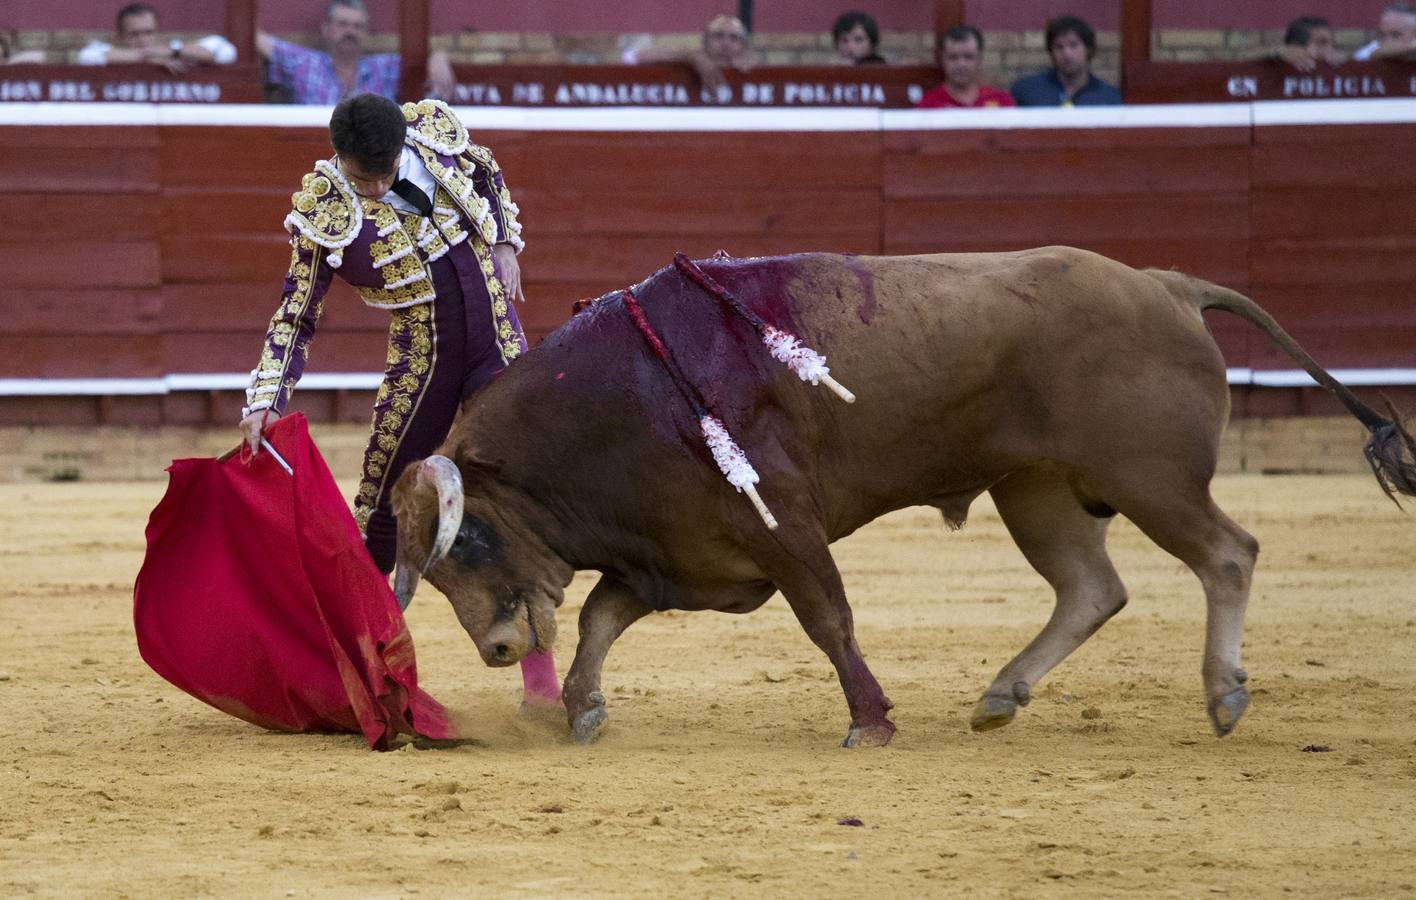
[{"left": 257, "top": 0, "right": 455, "bottom": 104}]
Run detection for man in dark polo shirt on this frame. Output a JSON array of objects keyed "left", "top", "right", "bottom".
[{"left": 1010, "top": 15, "right": 1122, "bottom": 107}]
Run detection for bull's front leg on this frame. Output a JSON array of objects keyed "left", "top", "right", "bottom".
[
  {"left": 766, "top": 537, "right": 896, "bottom": 748},
  {"left": 563, "top": 576, "right": 651, "bottom": 742}
]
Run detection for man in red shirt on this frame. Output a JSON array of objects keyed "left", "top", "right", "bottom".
[{"left": 917, "top": 24, "right": 1015, "bottom": 109}]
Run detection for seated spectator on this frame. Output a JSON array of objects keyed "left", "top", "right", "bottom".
[
  {"left": 78, "top": 3, "right": 236, "bottom": 72},
  {"left": 1247, "top": 16, "right": 1345, "bottom": 71},
  {"left": 832, "top": 11, "right": 886, "bottom": 65},
  {"left": 2, "top": 29, "right": 46, "bottom": 63},
  {"left": 256, "top": 0, "right": 456, "bottom": 104},
  {"left": 1010, "top": 15, "right": 1122, "bottom": 107},
  {"left": 1354, "top": 3, "right": 1416, "bottom": 61},
  {"left": 916, "top": 25, "right": 1014, "bottom": 108},
  {"left": 625, "top": 14, "right": 756, "bottom": 93}
]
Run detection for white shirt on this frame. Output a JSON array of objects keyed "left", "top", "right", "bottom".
[
  {"left": 377, "top": 147, "right": 439, "bottom": 216},
  {"left": 77, "top": 34, "right": 237, "bottom": 66},
  {"left": 1353, "top": 39, "right": 1379, "bottom": 61}
]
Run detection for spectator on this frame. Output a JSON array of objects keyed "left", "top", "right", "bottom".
[
  {"left": 1354, "top": 3, "right": 1416, "bottom": 61},
  {"left": 832, "top": 11, "right": 886, "bottom": 65},
  {"left": 1010, "top": 15, "right": 1121, "bottom": 107},
  {"left": 256, "top": 0, "right": 456, "bottom": 104},
  {"left": 916, "top": 25, "right": 1014, "bottom": 108},
  {"left": 624, "top": 14, "right": 756, "bottom": 93},
  {"left": 1258, "top": 17, "right": 1346, "bottom": 71},
  {"left": 2, "top": 29, "right": 45, "bottom": 63},
  {"left": 77, "top": 3, "right": 236, "bottom": 72}
]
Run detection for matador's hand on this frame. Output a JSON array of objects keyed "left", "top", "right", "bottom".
[
  {"left": 239, "top": 409, "right": 281, "bottom": 453},
  {"left": 493, "top": 243, "right": 526, "bottom": 303}
]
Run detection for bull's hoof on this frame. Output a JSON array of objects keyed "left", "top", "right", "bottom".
[
  {"left": 841, "top": 720, "right": 896, "bottom": 748},
  {"left": 970, "top": 695, "right": 1016, "bottom": 732},
  {"left": 1207, "top": 686, "right": 1250, "bottom": 737},
  {"left": 569, "top": 691, "right": 607, "bottom": 744}
]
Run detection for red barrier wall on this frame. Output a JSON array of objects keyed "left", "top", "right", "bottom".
[{"left": 1, "top": 103, "right": 1413, "bottom": 427}]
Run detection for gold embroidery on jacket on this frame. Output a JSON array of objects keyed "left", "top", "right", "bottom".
[
  {"left": 354, "top": 303, "right": 437, "bottom": 533},
  {"left": 370, "top": 230, "right": 415, "bottom": 269},
  {"left": 401, "top": 99, "right": 469, "bottom": 156},
  {"left": 284, "top": 161, "right": 362, "bottom": 254},
  {"left": 381, "top": 252, "right": 426, "bottom": 289},
  {"left": 362, "top": 199, "right": 401, "bottom": 238},
  {"left": 356, "top": 280, "right": 435, "bottom": 309},
  {"left": 469, "top": 239, "right": 523, "bottom": 365},
  {"left": 251, "top": 237, "right": 325, "bottom": 412}
]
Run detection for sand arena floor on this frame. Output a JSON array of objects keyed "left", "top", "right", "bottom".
[{"left": 2, "top": 474, "right": 1415, "bottom": 897}]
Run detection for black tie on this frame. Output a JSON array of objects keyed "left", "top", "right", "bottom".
[{"left": 390, "top": 177, "right": 434, "bottom": 218}]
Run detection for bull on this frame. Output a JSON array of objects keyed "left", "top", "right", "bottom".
[{"left": 389, "top": 248, "right": 1416, "bottom": 747}]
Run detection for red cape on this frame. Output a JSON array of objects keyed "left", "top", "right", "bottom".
[{"left": 133, "top": 414, "right": 458, "bottom": 749}]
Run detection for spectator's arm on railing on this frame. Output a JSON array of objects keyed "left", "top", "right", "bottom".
[{"left": 1243, "top": 43, "right": 1345, "bottom": 72}]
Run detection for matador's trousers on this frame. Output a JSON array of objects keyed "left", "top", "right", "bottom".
[{"left": 354, "top": 239, "right": 526, "bottom": 574}]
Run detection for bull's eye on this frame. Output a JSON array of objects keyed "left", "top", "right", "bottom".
[{"left": 434, "top": 513, "right": 501, "bottom": 568}]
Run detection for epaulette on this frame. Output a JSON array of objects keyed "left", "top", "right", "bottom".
[
  {"left": 283, "top": 159, "right": 363, "bottom": 267},
  {"left": 402, "top": 98, "right": 469, "bottom": 156}
]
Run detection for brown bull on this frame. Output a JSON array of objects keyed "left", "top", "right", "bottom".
[{"left": 390, "top": 248, "right": 1416, "bottom": 747}]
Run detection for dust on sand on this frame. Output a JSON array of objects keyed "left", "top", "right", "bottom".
[{"left": 2, "top": 475, "right": 1414, "bottom": 897}]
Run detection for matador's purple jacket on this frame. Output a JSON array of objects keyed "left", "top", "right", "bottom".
[
  {"left": 246, "top": 98, "right": 529, "bottom": 534},
  {"left": 244, "top": 99, "right": 525, "bottom": 421}
]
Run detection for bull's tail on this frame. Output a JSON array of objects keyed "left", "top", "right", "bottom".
[{"left": 1146, "top": 268, "right": 1416, "bottom": 502}]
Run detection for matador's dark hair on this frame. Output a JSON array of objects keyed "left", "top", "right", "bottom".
[{"left": 328, "top": 93, "right": 406, "bottom": 175}]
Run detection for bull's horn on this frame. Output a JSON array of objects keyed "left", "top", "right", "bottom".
[
  {"left": 393, "top": 560, "right": 420, "bottom": 611},
  {"left": 419, "top": 455, "right": 464, "bottom": 572}
]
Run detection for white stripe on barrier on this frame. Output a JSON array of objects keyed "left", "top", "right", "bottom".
[
  {"left": 3, "top": 98, "right": 1416, "bottom": 131},
  {"left": 883, "top": 102, "right": 1252, "bottom": 131},
  {"left": 1251, "top": 98, "right": 1416, "bottom": 127},
  {"left": 451, "top": 106, "right": 886, "bottom": 132},
  {"left": 1246, "top": 368, "right": 1416, "bottom": 387},
  {"left": 1224, "top": 368, "right": 1416, "bottom": 386},
  {"left": 144, "top": 103, "right": 890, "bottom": 131},
  {"left": 158, "top": 104, "right": 332, "bottom": 127},
  {"left": 163, "top": 373, "right": 385, "bottom": 391},
  {"left": 0, "top": 378, "right": 168, "bottom": 396},
  {"left": 0, "top": 374, "right": 382, "bottom": 396},
  {"left": 3, "top": 369, "right": 1414, "bottom": 397},
  {"left": 0, "top": 102, "right": 160, "bottom": 126}
]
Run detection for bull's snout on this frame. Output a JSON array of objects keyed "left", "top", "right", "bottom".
[{"left": 477, "top": 619, "right": 528, "bottom": 667}]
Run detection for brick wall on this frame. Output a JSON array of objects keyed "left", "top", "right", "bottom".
[{"left": 9, "top": 28, "right": 1382, "bottom": 95}]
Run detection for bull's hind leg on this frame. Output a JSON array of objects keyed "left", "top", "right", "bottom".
[
  {"left": 971, "top": 467, "right": 1128, "bottom": 732},
  {"left": 1105, "top": 474, "right": 1259, "bottom": 736}
]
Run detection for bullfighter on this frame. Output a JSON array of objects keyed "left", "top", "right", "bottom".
[{"left": 237, "top": 93, "right": 559, "bottom": 701}]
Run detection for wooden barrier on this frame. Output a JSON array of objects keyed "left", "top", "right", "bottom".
[
  {"left": 438, "top": 65, "right": 939, "bottom": 108},
  {"left": 1, "top": 101, "right": 1413, "bottom": 428},
  {"left": 0, "top": 64, "right": 264, "bottom": 103}
]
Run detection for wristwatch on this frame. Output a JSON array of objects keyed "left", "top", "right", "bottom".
[{"left": 169, "top": 39, "right": 184, "bottom": 59}]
